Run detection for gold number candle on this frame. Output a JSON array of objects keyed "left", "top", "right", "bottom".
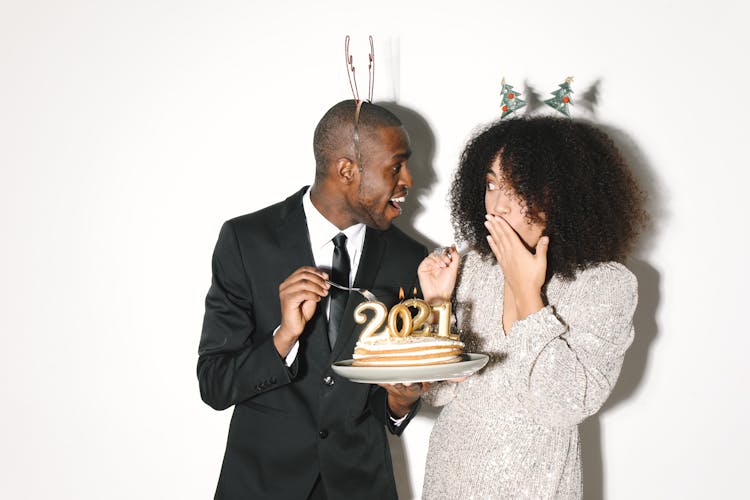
[
  {"left": 387, "top": 304, "right": 413, "bottom": 337},
  {"left": 402, "top": 298, "right": 431, "bottom": 336},
  {"left": 431, "top": 302, "right": 452, "bottom": 338},
  {"left": 354, "top": 301, "right": 389, "bottom": 343}
]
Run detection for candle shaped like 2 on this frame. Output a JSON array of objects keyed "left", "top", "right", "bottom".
[
  {"left": 401, "top": 298, "right": 431, "bottom": 336},
  {"left": 353, "top": 300, "right": 389, "bottom": 343}
]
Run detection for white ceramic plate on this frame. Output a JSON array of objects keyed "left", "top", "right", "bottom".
[{"left": 331, "top": 353, "right": 489, "bottom": 384}]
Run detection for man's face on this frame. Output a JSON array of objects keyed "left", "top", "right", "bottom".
[{"left": 349, "top": 125, "right": 413, "bottom": 231}]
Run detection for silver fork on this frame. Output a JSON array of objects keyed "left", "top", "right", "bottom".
[{"left": 325, "top": 280, "right": 378, "bottom": 301}]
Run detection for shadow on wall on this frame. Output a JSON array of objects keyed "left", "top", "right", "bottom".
[
  {"left": 580, "top": 122, "right": 665, "bottom": 500},
  {"left": 379, "top": 101, "right": 440, "bottom": 251},
  {"left": 524, "top": 78, "right": 602, "bottom": 119},
  {"left": 378, "top": 101, "right": 439, "bottom": 498}
]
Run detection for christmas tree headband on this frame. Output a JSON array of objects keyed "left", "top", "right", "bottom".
[
  {"left": 344, "top": 35, "right": 375, "bottom": 167},
  {"left": 500, "top": 76, "right": 574, "bottom": 118}
]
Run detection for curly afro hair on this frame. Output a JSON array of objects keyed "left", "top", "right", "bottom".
[{"left": 450, "top": 116, "right": 648, "bottom": 280}]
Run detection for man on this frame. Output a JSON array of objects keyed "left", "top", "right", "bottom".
[{"left": 198, "top": 99, "right": 429, "bottom": 499}]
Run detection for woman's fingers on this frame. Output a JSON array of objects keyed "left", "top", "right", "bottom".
[
  {"left": 488, "top": 214, "right": 518, "bottom": 242},
  {"left": 486, "top": 233, "right": 502, "bottom": 263},
  {"left": 418, "top": 245, "right": 461, "bottom": 305},
  {"left": 433, "top": 247, "right": 456, "bottom": 268},
  {"left": 485, "top": 215, "right": 534, "bottom": 273},
  {"left": 484, "top": 215, "right": 511, "bottom": 259},
  {"left": 535, "top": 236, "right": 550, "bottom": 260},
  {"left": 420, "top": 247, "right": 458, "bottom": 271},
  {"left": 485, "top": 214, "right": 527, "bottom": 254}
]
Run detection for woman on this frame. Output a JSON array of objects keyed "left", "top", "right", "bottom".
[{"left": 418, "top": 116, "right": 647, "bottom": 499}]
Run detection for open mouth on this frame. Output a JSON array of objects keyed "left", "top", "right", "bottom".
[{"left": 389, "top": 194, "right": 407, "bottom": 213}]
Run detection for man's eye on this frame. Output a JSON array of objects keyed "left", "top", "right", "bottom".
[{"left": 392, "top": 165, "right": 402, "bottom": 174}]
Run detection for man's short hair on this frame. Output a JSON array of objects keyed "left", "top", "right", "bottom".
[{"left": 313, "top": 100, "right": 402, "bottom": 179}]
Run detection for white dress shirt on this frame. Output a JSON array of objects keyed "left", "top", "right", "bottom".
[
  {"left": 302, "top": 188, "right": 367, "bottom": 290},
  {"left": 278, "top": 188, "right": 366, "bottom": 364},
  {"left": 276, "top": 188, "right": 408, "bottom": 426}
]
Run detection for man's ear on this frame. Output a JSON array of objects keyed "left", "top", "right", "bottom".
[{"left": 335, "top": 157, "right": 357, "bottom": 184}]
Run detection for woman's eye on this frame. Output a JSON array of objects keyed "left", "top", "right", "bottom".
[{"left": 486, "top": 181, "right": 497, "bottom": 191}]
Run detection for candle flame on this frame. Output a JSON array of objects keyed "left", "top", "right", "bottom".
[
  {"left": 398, "top": 287, "right": 404, "bottom": 300},
  {"left": 412, "top": 286, "right": 418, "bottom": 297}
]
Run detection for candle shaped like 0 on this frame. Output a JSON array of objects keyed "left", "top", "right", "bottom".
[{"left": 387, "top": 303, "right": 412, "bottom": 337}]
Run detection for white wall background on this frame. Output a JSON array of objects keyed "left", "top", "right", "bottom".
[{"left": 2, "top": 1, "right": 748, "bottom": 498}]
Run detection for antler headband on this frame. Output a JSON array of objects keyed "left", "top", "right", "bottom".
[{"left": 344, "top": 35, "right": 375, "bottom": 167}]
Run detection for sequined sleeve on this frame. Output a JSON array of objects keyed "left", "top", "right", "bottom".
[{"left": 505, "top": 263, "right": 637, "bottom": 428}]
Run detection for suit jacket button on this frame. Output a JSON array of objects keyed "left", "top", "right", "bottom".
[
  {"left": 323, "top": 376, "right": 334, "bottom": 386},
  {"left": 319, "top": 429, "right": 329, "bottom": 439}
]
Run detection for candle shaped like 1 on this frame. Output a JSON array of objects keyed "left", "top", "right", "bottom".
[{"left": 431, "top": 302, "right": 452, "bottom": 338}]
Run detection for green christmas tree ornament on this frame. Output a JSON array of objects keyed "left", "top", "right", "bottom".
[
  {"left": 544, "top": 76, "right": 574, "bottom": 116},
  {"left": 500, "top": 78, "right": 527, "bottom": 118}
]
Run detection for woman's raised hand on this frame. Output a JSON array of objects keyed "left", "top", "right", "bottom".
[
  {"left": 484, "top": 215, "right": 548, "bottom": 318},
  {"left": 417, "top": 245, "right": 460, "bottom": 304}
]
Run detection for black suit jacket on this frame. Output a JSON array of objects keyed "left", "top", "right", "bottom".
[{"left": 198, "top": 187, "right": 428, "bottom": 499}]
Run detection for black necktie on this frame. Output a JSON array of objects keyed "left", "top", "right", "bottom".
[{"left": 328, "top": 233, "right": 350, "bottom": 349}]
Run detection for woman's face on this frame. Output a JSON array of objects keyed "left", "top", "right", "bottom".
[{"left": 484, "top": 156, "right": 546, "bottom": 248}]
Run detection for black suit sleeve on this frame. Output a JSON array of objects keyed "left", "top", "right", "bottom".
[
  {"left": 366, "top": 385, "right": 423, "bottom": 436},
  {"left": 197, "top": 222, "right": 294, "bottom": 411}
]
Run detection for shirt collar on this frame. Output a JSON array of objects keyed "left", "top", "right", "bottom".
[{"left": 302, "top": 188, "right": 366, "bottom": 252}]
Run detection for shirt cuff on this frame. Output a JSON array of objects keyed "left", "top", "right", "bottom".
[
  {"left": 272, "top": 325, "right": 299, "bottom": 367},
  {"left": 388, "top": 411, "right": 408, "bottom": 427}
]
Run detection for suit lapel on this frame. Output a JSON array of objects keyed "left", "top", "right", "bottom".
[
  {"left": 274, "top": 188, "right": 332, "bottom": 368},
  {"left": 275, "top": 187, "right": 315, "bottom": 271},
  {"left": 331, "top": 227, "right": 386, "bottom": 360}
]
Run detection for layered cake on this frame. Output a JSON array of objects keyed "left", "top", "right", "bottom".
[
  {"left": 351, "top": 293, "right": 464, "bottom": 367},
  {"left": 352, "top": 335, "right": 464, "bottom": 367}
]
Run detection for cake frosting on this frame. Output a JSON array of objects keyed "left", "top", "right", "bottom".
[{"left": 353, "top": 336, "right": 465, "bottom": 367}]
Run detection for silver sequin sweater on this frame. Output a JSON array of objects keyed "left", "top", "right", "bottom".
[{"left": 422, "top": 251, "right": 637, "bottom": 499}]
